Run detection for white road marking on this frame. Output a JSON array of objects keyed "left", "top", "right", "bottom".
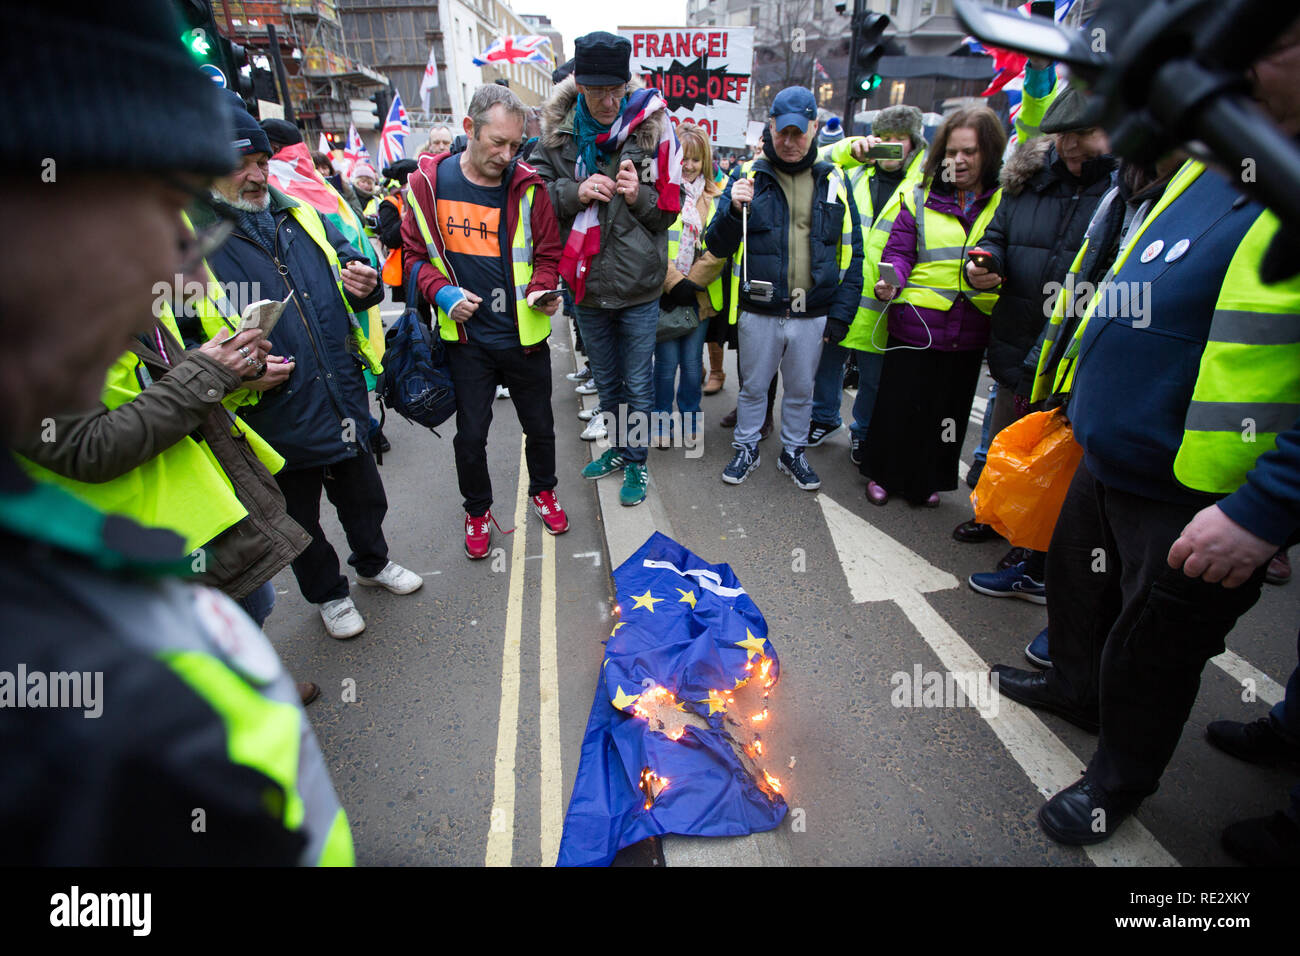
[
  {"left": 484, "top": 437, "right": 529, "bottom": 867},
  {"left": 818, "top": 493, "right": 1178, "bottom": 866},
  {"left": 539, "top": 528, "right": 563, "bottom": 865},
  {"left": 572, "top": 551, "right": 602, "bottom": 567},
  {"left": 1212, "top": 648, "right": 1285, "bottom": 706}
]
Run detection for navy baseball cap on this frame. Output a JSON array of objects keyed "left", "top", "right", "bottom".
[{"left": 769, "top": 87, "right": 817, "bottom": 132}]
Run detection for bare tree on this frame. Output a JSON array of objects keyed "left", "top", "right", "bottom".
[{"left": 750, "top": 0, "right": 850, "bottom": 120}]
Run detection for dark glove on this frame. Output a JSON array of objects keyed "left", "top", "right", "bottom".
[
  {"left": 668, "top": 279, "right": 702, "bottom": 308},
  {"left": 823, "top": 318, "right": 850, "bottom": 344}
]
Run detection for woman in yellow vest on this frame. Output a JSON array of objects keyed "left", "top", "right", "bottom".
[
  {"left": 653, "top": 123, "right": 727, "bottom": 446},
  {"left": 860, "top": 107, "right": 1006, "bottom": 507},
  {"left": 12, "top": 304, "right": 313, "bottom": 677}
]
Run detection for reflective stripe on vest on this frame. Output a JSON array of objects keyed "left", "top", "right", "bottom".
[
  {"left": 898, "top": 182, "right": 1002, "bottom": 315},
  {"left": 408, "top": 180, "right": 549, "bottom": 346},
  {"left": 160, "top": 646, "right": 355, "bottom": 866},
  {"left": 285, "top": 200, "right": 384, "bottom": 374},
  {"left": 1052, "top": 159, "right": 1205, "bottom": 397},
  {"left": 1172, "top": 209, "right": 1300, "bottom": 493}
]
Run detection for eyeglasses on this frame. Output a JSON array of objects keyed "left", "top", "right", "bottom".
[
  {"left": 162, "top": 175, "right": 238, "bottom": 274},
  {"left": 583, "top": 85, "right": 628, "bottom": 104}
]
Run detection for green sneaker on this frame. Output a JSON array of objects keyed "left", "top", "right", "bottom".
[
  {"left": 619, "top": 462, "right": 648, "bottom": 506},
  {"left": 582, "top": 448, "right": 626, "bottom": 479}
]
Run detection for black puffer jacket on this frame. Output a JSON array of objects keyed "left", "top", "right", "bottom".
[{"left": 978, "top": 137, "right": 1116, "bottom": 391}]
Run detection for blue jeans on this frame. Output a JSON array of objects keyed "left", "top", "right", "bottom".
[
  {"left": 973, "top": 381, "right": 998, "bottom": 464},
  {"left": 811, "top": 346, "right": 885, "bottom": 440},
  {"left": 237, "top": 580, "right": 277, "bottom": 628},
  {"left": 652, "top": 311, "right": 708, "bottom": 436},
  {"left": 574, "top": 299, "right": 659, "bottom": 464}
]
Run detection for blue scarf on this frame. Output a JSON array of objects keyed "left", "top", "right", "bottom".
[{"left": 573, "top": 93, "right": 627, "bottom": 176}]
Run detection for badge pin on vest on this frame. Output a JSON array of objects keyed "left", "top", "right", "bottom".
[
  {"left": 1140, "top": 239, "right": 1165, "bottom": 263},
  {"left": 1164, "top": 238, "right": 1191, "bottom": 262},
  {"left": 193, "top": 588, "right": 283, "bottom": 686}
]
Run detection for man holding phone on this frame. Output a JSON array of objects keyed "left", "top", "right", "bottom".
[{"left": 403, "top": 84, "right": 567, "bottom": 559}]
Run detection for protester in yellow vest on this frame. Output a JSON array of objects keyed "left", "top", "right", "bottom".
[
  {"left": 0, "top": 5, "right": 353, "bottom": 865},
  {"left": 653, "top": 122, "right": 727, "bottom": 447},
  {"left": 193, "top": 94, "right": 423, "bottom": 642},
  {"left": 986, "top": 27, "right": 1300, "bottom": 854},
  {"left": 812, "top": 105, "right": 928, "bottom": 464},
  {"left": 859, "top": 107, "right": 1005, "bottom": 507},
  {"left": 402, "top": 84, "right": 567, "bottom": 560}
]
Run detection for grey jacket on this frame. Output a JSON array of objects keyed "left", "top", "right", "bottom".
[{"left": 533, "top": 77, "right": 680, "bottom": 309}]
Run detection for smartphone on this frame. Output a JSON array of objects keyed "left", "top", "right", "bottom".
[
  {"left": 877, "top": 261, "right": 901, "bottom": 288},
  {"left": 532, "top": 288, "right": 562, "bottom": 307},
  {"left": 967, "top": 248, "right": 996, "bottom": 271},
  {"left": 1030, "top": 1, "right": 1056, "bottom": 20},
  {"left": 866, "top": 142, "right": 904, "bottom": 161}
]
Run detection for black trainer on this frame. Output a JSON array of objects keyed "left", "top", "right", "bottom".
[
  {"left": 849, "top": 435, "right": 863, "bottom": 466},
  {"left": 806, "top": 420, "right": 842, "bottom": 447},
  {"left": 1206, "top": 717, "right": 1300, "bottom": 768}
]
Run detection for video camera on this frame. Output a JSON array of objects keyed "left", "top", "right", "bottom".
[{"left": 954, "top": 0, "right": 1300, "bottom": 280}]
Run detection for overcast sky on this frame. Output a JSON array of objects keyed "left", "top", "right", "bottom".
[{"left": 526, "top": 0, "right": 689, "bottom": 63}]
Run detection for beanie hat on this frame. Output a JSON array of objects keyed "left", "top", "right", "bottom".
[
  {"left": 871, "top": 105, "right": 925, "bottom": 152},
  {"left": 0, "top": 1, "right": 236, "bottom": 174},
  {"left": 225, "top": 91, "right": 271, "bottom": 157},
  {"left": 574, "top": 33, "right": 631, "bottom": 87},
  {"left": 818, "top": 116, "right": 845, "bottom": 146},
  {"left": 261, "top": 118, "right": 303, "bottom": 151},
  {"left": 351, "top": 162, "right": 378, "bottom": 182}
]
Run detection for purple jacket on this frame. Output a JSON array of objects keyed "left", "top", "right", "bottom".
[{"left": 881, "top": 185, "right": 998, "bottom": 351}]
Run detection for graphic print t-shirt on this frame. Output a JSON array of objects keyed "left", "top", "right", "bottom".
[{"left": 436, "top": 157, "right": 516, "bottom": 349}]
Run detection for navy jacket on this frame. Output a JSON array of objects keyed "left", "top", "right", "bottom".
[
  {"left": 194, "top": 188, "right": 383, "bottom": 470},
  {"left": 1069, "top": 168, "right": 1300, "bottom": 543},
  {"left": 706, "top": 157, "right": 863, "bottom": 323}
]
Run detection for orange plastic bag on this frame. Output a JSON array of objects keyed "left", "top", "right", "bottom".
[{"left": 970, "top": 408, "right": 1083, "bottom": 552}]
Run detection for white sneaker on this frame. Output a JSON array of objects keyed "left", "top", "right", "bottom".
[
  {"left": 356, "top": 560, "right": 424, "bottom": 595},
  {"left": 496, "top": 385, "right": 511, "bottom": 400},
  {"left": 580, "top": 415, "right": 607, "bottom": 441},
  {"left": 320, "top": 597, "right": 365, "bottom": 639},
  {"left": 578, "top": 403, "right": 601, "bottom": 421},
  {"left": 574, "top": 381, "right": 598, "bottom": 395}
]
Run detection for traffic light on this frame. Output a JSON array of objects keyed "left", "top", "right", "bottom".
[
  {"left": 369, "top": 89, "right": 391, "bottom": 130},
  {"left": 850, "top": 12, "right": 890, "bottom": 98}
]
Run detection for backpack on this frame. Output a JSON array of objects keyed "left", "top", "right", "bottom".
[{"left": 375, "top": 262, "right": 457, "bottom": 441}]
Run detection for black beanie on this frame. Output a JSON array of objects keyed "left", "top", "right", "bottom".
[
  {"left": 225, "top": 91, "right": 272, "bottom": 157},
  {"left": 574, "top": 33, "right": 631, "bottom": 87},
  {"left": 0, "top": 1, "right": 235, "bottom": 175},
  {"left": 261, "top": 118, "right": 303, "bottom": 151}
]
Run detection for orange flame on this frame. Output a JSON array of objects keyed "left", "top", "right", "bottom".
[
  {"left": 762, "top": 770, "right": 782, "bottom": 793},
  {"left": 752, "top": 709, "right": 769, "bottom": 722}
]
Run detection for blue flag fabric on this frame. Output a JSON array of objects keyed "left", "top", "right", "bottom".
[{"left": 556, "top": 532, "right": 786, "bottom": 867}]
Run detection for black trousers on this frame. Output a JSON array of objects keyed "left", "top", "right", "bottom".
[
  {"left": 1044, "top": 460, "right": 1267, "bottom": 800},
  {"left": 445, "top": 340, "right": 556, "bottom": 517},
  {"left": 275, "top": 451, "right": 390, "bottom": 604}
]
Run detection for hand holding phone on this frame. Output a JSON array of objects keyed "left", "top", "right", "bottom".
[
  {"left": 965, "top": 248, "right": 1002, "bottom": 290},
  {"left": 967, "top": 248, "right": 996, "bottom": 271}
]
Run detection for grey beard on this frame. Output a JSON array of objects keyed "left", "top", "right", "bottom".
[{"left": 212, "top": 189, "right": 271, "bottom": 212}]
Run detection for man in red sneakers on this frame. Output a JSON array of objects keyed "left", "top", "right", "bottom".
[{"left": 403, "top": 84, "right": 568, "bottom": 557}]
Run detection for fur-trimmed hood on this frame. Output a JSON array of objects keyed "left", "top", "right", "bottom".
[
  {"left": 999, "top": 136, "right": 1054, "bottom": 196},
  {"left": 1000, "top": 135, "right": 1117, "bottom": 197},
  {"left": 539, "top": 75, "right": 666, "bottom": 155}
]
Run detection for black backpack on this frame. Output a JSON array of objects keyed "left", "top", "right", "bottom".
[{"left": 376, "top": 262, "right": 457, "bottom": 439}]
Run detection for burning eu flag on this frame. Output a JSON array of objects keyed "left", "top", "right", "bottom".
[{"left": 556, "top": 533, "right": 787, "bottom": 867}]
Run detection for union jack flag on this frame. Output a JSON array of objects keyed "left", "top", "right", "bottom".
[
  {"left": 473, "top": 34, "right": 553, "bottom": 67},
  {"left": 379, "top": 91, "right": 410, "bottom": 170},
  {"left": 962, "top": 0, "right": 1077, "bottom": 97},
  {"left": 343, "top": 122, "right": 371, "bottom": 176}
]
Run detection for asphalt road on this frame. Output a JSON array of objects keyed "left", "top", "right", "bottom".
[{"left": 263, "top": 305, "right": 1299, "bottom": 866}]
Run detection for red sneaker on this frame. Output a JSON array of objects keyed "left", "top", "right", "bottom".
[
  {"left": 530, "top": 490, "right": 570, "bottom": 535},
  {"left": 465, "top": 512, "right": 492, "bottom": 559}
]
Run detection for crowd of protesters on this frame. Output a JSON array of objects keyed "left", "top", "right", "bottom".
[{"left": 2, "top": 3, "right": 1298, "bottom": 868}]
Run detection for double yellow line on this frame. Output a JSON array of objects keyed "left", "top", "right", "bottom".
[{"left": 484, "top": 436, "right": 564, "bottom": 866}]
